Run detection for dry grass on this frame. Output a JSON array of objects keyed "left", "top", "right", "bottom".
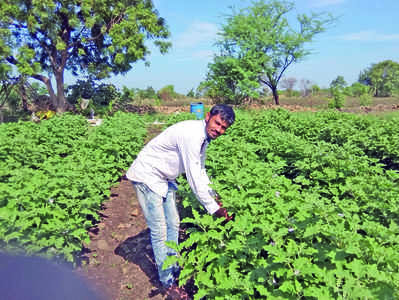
[
  {"left": 159, "top": 97, "right": 213, "bottom": 107},
  {"left": 258, "top": 94, "right": 399, "bottom": 110}
]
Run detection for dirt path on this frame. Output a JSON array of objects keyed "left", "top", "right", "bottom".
[
  {"left": 76, "top": 124, "right": 167, "bottom": 300},
  {"left": 77, "top": 176, "right": 166, "bottom": 300}
]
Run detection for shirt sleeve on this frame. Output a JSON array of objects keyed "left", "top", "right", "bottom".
[{"left": 177, "top": 134, "right": 219, "bottom": 214}]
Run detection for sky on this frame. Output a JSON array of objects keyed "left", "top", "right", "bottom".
[{"left": 105, "top": 0, "right": 399, "bottom": 94}]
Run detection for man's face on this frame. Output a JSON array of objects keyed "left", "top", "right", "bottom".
[{"left": 205, "top": 112, "right": 230, "bottom": 140}]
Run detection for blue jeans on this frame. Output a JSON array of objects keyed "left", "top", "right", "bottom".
[{"left": 131, "top": 181, "right": 180, "bottom": 287}]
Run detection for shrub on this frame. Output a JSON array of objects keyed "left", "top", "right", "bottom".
[
  {"left": 351, "top": 82, "right": 370, "bottom": 97},
  {"left": 158, "top": 85, "right": 178, "bottom": 102},
  {"left": 328, "top": 88, "right": 346, "bottom": 109},
  {"left": 359, "top": 93, "right": 373, "bottom": 106}
]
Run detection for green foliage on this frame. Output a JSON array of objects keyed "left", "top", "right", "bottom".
[
  {"left": 328, "top": 88, "right": 346, "bottom": 109},
  {"left": 359, "top": 60, "right": 399, "bottom": 97},
  {"left": 348, "top": 82, "right": 370, "bottom": 97},
  {"left": 157, "top": 85, "right": 179, "bottom": 102},
  {"left": 92, "top": 83, "right": 120, "bottom": 106},
  {"left": 330, "top": 75, "right": 347, "bottom": 90},
  {"left": 1, "top": 87, "right": 20, "bottom": 111},
  {"left": 359, "top": 94, "right": 373, "bottom": 106},
  {"left": 0, "top": 0, "right": 171, "bottom": 111},
  {"left": 137, "top": 86, "right": 158, "bottom": 101},
  {"left": 171, "top": 109, "right": 399, "bottom": 299},
  {"left": 0, "top": 112, "right": 146, "bottom": 262},
  {"left": 66, "top": 80, "right": 95, "bottom": 104},
  {"left": 291, "top": 90, "right": 301, "bottom": 97},
  {"left": 311, "top": 84, "right": 321, "bottom": 95},
  {"left": 30, "top": 82, "right": 48, "bottom": 97},
  {"left": 66, "top": 79, "right": 121, "bottom": 116},
  {"left": 186, "top": 89, "right": 195, "bottom": 98},
  {"left": 121, "top": 85, "right": 161, "bottom": 105},
  {"left": 204, "top": 0, "right": 335, "bottom": 105},
  {"left": 121, "top": 86, "right": 137, "bottom": 103},
  {"left": 201, "top": 55, "right": 261, "bottom": 104}
]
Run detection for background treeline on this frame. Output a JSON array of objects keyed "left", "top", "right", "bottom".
[
  {"left": 1, "top": 58, "right": 399, "bottom": 123},
  {"left": 1, "top": 0, "right": 399, "bottom": 122}
]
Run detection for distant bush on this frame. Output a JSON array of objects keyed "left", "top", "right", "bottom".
[
  {"left": 359, "top": 93, "right": 373, "bottom": 106},
  {"left": 66, "top": 79, "right": 121, "bottom": 116},
  {"left": 311, "top": 84, "right": 321, "bottom": 96},
  {"left": 138, "top": 86, "right": 158, "bottom": 100},
  {"left": 158, "top": 85, "right": 179, "bottom": 102},
  {"left": 347, "top": 82, "right": 370, "bottom": 97},
  {"left": 328, "top": 88, "right": 346, "bottom": 109},
  {"left": 291, "top": 90, "right": 301, "bottom": 97},
  {"left": 186, "top": 88, "right": 195, "bottom": 98}
]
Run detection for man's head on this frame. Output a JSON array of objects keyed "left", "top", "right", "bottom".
[{"left": 205, "top": 104, "right": 235, "bottom": 140}]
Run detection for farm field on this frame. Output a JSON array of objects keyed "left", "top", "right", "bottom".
[{"left": 1, "top": 107, "right": 399, "bottom": 299}]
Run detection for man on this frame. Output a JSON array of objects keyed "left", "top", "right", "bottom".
[{"left": 126, "top": 104, "right": 235, "bottom": 299}]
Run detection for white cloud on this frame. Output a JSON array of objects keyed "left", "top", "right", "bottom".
[
  {"left": 339, "top": 30, "right": 399, "bottom": 41},
  {"left": 174, "top": 22, "right": 219, "bottom": 49}
]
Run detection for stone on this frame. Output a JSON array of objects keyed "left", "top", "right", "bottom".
[
  {"left": 131, "top": 208, "right": 140, "bottom": 217},
  {"left": 97, "top": 239, "right": 111, "bottom": 251}
]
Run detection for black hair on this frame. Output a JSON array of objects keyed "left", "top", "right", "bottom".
[{"left": 209, "top": 104, "right": 235, "bottom": 126}]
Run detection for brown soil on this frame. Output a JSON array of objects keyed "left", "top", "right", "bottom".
[
  {"left": 77, "top": 176, "right": 166, "bottom": 300},
  {"left": 76, "top": 124, "right": 171, "bottom": 300}
]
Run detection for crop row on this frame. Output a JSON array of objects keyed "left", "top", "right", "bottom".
[
  {"left": 174, "top": 109, "right": 399, "bottom": 299},
  {"left": 0, "top": 112, "right": 146, "bottom": 261}
]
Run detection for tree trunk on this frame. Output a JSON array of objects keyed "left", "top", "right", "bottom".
[
  {"left": 271, "top": 86, "right": 280, "bottom": 105},
  {"left": 18, "top": 83, "right": 30, "bottom": 112},
  {"left": 41, "top": 77, "right": 58, "bottom": 111},
  {"left": 54, "top": 70, "right": 68, "bottom": 113},
  {"left": 34, "top": 70, "right": 69, "bottom": 113}
]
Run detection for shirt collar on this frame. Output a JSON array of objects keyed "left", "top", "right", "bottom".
[{"left": 202, "top": 120, "right": 211, "bottom": 143}]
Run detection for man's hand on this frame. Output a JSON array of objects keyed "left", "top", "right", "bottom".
[
  {"left": 214, "top": 202, "right": 234, "bottom": 223},
  {"left": 214, "top": 206, "right": 229, "bottom": 218}
]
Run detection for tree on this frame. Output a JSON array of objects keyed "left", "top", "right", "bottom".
[
  {"left": 0, "top": 0, "right": 171, "bottom": 112},
  {"left": 328, "top": 87, "right": 345, "bottom": 109},
  {"left": 139, "top": 86, "right": 158, "bottom": 100},
  {"left": 157, "top": 84, "right": 179, "bottom": 102},
  {"left": 66, "top": 78, "right": 121, "bottom": 116},
  {"left": 359, "top": 60, "right": 399, "bottom": 97},
  {"left": 200, "top": 55, "right": 260, "bottom": 104},
  {"left": 0, "top": 75, "right": 47, "bottom": 112},
  {"left": 349, "top": 82, "right": 370, "bottom": 97},
  {"left": 311, "top": 84, "right": 320, "bottom": 96},
  {"left": 186, "top": 88, "right": 195, "bottom": 98},
  {"left": 330, "top": 75, "right": 347, "bottom": 90},
  {"left": 207, "top": 0, "right": 335, "bottom": 105}
]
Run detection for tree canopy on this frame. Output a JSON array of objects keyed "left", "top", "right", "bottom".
[
  {"left": 199, "top": 55, "right": 260, "bottom": 104},
  {"left": 203, "top": 0, "right": 335, "bottom": 104},
  {"left": 330, "top": 75, "right": 347, "bottom": 90},
  {"left": 0, "top": 0, "right": 171, "bottom": 112},
  {"left": 359, "top": 60, "right": 399, "bottom": 97}
]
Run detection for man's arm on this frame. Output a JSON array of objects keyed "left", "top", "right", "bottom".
[{"left": 177, "top": 135, "right": 220, "bottom": 214}]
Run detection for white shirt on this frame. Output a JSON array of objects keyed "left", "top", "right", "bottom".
[{"left": 126, "top": 119, "right": 219, "bottom": 214}]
